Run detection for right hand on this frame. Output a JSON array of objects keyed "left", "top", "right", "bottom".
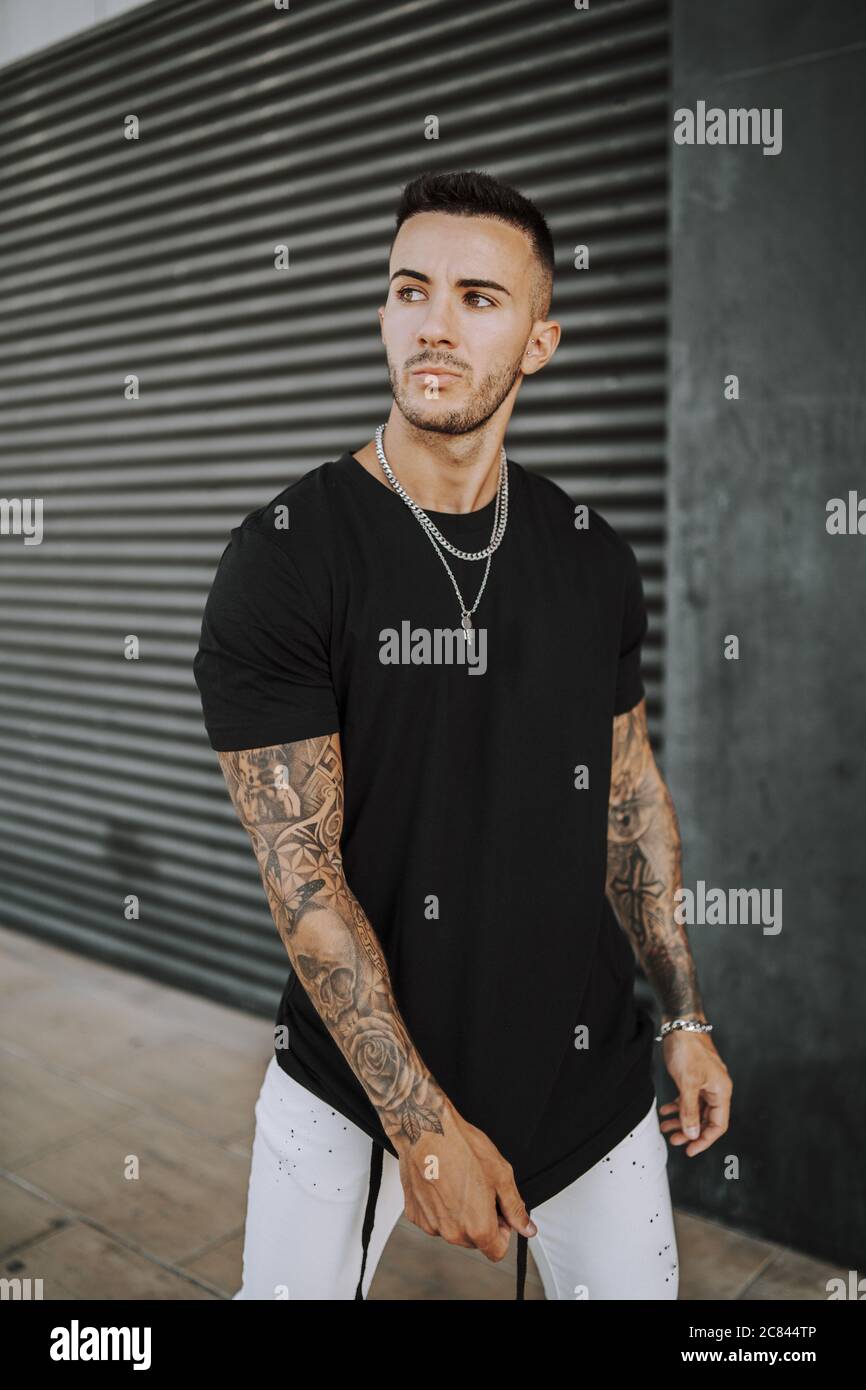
[{"left": 393, "top": 1102, "right": 537, "bottom": 1261}]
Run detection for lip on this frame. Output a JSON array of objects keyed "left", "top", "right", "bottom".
[{"left": 410, "top": 368, "right": 462, "bottom": 380}]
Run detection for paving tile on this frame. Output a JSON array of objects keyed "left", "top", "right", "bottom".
[
  {"left": 181, "top": 1229, "right": 244, "bottom": 1296},
  {"left": 369, "top": 1218, "right": 545, "bottom": 1300},
  {"left": 80, "top": 1036, "right": 270, "bottom": 1143},
  {"left": 0, "top": 1049, "right": 136, "bottom": 1168},
  {"left": 116, "top": 978, "right": 273, "bottom": 1053},
  {"left": 0, "top": 982, "right": 182, "bottom": 1071},
  {"left": 221, "top": 1125, "right": 255, "bottom": 1157},
  {"left": 14, "top": 1110, "right": 249, "bottom": 1265},
  {"left": 1, "top": 1220, "right": 218, "bottom": 1300},
  {"left": 0, "top": 951, "right": 47, "bottom": 999},
  {"left": 674, "top": 1210, "right": 777, "bottom": 1299},
  {"left": 744, "top": 1246, "right": 855, "bottom": 1300},
  {"left": 0, "top": 1175, "right": 71, "bottom": 1256}
]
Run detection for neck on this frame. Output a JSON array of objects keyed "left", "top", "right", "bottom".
[{"left": 354, "top": 417, "right": 504, "bottom": 515}]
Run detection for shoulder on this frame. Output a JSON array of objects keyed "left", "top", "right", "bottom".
[
  {"left": 213, "top": 458, "right": 353, "bottom": 592},
  {"left": 203, "top": 459, "right": 348, "bottom": 619},
  {"left": 237, "top": 458, "right": 344, "bottom": 546},
  {"left": 516, "top": 462, "right": 639, "bottom": 571}
]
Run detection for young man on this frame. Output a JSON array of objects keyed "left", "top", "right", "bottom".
[{"left": 193, "top": 169, "right": 732, "bottom": 1301}]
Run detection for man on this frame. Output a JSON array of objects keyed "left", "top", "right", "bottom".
[{"left": 193, "top": 169, "right": 732, "bottom": 1301}]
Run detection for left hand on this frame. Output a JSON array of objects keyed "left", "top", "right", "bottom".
[{"left": 658, "top": 1028, "right": 732, "bottom": 1156}]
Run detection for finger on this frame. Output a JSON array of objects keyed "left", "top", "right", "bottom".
[
  {"left": 658, "top": 1097, "right": 703, "bottom": 1140},
  {"left": 658, "top": 1098, "right": 689, "bottom": 1135},
  {"left": 408, "top": 1196, "right": 475, "bottom": 1247},
  {"left": 663, "top": 1095, "right": 728, "bottom": 1152},
  {"left": 495, "top": 1181, "right": 537, "bottom": 1237},
  {"left": 677, "top": 1086, "right": 703, "bottom": 1139},
  {"left": 683, "top": 1095, "right": 730, "bottom": 1152},
  {"left": 432, "top": 1219, "right": 476, "bottom": 1249},
  {"left": 679, "top": 1117, "right": 726, "bottom": 1156},
  {"left": 473, "top": 1222, "right": 512, "bottom": 1262}
]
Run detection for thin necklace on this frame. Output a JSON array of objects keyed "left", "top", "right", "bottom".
[{"left": 374, "top": 423, "right": 509, "bottom": 644}]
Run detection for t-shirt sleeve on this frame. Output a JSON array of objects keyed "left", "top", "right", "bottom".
[
  {"left": 193, "top": 522, "right": 340, "bottom": 751},
  {"left": 613, "top": 540, "right": 648, "bottom": 716}
]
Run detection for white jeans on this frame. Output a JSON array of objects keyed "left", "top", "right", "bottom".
[{"left": 233, "top": 1055, "right": 678, "bottom": 1300}]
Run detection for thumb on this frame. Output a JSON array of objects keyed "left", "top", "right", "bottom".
[
  {"left": 679, "top": 1089, "right": 702, "bottom": 1139},
  {"left": 496, "top": 1176, "right": 537, "bottom": 1237}
]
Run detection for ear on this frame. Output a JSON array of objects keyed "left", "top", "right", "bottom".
[{"left": 522, "top": 320, "right": 561, "bottom": 376}]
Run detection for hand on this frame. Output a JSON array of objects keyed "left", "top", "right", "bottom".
[
  {"left": 658, "top": 1028, "right": 732, "bottom": 1156},
  {"left": 393, "top": 1102, "right": 537, "bottom": 1261}
]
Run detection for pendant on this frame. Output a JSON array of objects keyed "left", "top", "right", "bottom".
[{"left": 461, "top": 611, "right": 474, "bottom": 644}]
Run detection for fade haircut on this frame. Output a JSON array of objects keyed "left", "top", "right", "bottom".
[{"left": 392, "top": 169, "right": 555, "bottom": 323}]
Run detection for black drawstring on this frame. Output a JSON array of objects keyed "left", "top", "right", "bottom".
[
  {"left": 354, "top": 1140, "right": 384, "bottom": 1299},
  {"left": 516, "top": 1206, "right": 532, "bottom": 1300},
  {"left": 355, "top": 1138, "right": 531, "bottom": 1300}
]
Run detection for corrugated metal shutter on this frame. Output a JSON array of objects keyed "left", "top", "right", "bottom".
[{"left": 0, "top": 0, "right": 670, "bottom": 1011}]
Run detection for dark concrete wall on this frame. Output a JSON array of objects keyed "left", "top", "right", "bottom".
[{"left": 664, "top": 1, "right": 866, "bottom": 1269}]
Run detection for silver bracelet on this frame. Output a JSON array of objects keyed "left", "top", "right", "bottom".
[{"left": 655, "top": 1018, "right": 713, "bottom": 1042}]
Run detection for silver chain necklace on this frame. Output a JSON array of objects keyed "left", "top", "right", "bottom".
[{"left": 374, "top": 423, "right": 509, "bottom": 644}]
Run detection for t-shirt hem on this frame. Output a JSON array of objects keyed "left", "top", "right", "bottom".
[
  {"left": 274, "top": 1040, "right": 656, "bottom": 1210},
  {"left": 274, "top": 1046, "right": 400, "bottom": 1159},
  {"left": 516, "top": 1070, "right": 657, "bottom": 1211}
]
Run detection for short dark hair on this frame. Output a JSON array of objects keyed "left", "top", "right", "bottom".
[{"left": 392, "top": 169, "right": 555, "bottom": 321}]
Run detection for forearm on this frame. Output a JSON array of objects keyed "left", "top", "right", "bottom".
[
  {"left": 217, "top": 739, "right": 449, "bottom": 1148},
  {"left": 278, "top": 861, "right": 449, "bottom": 1149},
  {"left": 605, "top": 705, "right": 705, "bottom": 1023}
]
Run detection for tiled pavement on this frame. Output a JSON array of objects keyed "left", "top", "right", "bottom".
[{"left": 0, "top": 926, "right": 841, "bottom": 1301}]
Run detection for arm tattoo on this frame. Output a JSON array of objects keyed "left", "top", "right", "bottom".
[
  {"left": 606, "top": 701, "right": 706, "bottom": 1023},
  {"left": 218, "top": 736, "right": 446, "bottom": 1147}
]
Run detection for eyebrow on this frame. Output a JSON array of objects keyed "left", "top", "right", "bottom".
[{"left": 389, "top": 267, "right": 511, "bottom": 297}]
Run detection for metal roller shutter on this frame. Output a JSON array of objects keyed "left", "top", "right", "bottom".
[{"left": 0, "top": 0, "right": 670, "bottom": 1010}]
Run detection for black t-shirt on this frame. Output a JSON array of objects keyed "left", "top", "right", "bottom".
[{"left": 193, "top": 450, "right": 655, "bottom": 1212}]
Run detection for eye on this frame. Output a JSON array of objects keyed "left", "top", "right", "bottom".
[{"left": 394, "top": 285, "right": 495, "bottom": 307}]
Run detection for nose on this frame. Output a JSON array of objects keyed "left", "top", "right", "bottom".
[{"left": 415, "top": 296, "right": 459, "bottom": 350}]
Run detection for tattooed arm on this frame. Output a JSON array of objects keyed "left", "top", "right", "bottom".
[
  {"left": 605, "top": 697, "right": 704, "bottom": 1026},
  {"left": 218, "top": 733, "right": 443, "bottom": 1148},
  {"left": 606, "top": 697, "right": 733, "bottom": 1153},
  {"left": 216, "top": 732, "right": 535, "bottom": 1254}
]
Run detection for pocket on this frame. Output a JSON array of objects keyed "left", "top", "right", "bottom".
[{"left": 267, "top": 1069, "right": 374, "bottom": 1204}]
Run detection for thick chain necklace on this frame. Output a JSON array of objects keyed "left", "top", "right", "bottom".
[{"left": 374, "top": 423, "right": 509, "bottom": 644}]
